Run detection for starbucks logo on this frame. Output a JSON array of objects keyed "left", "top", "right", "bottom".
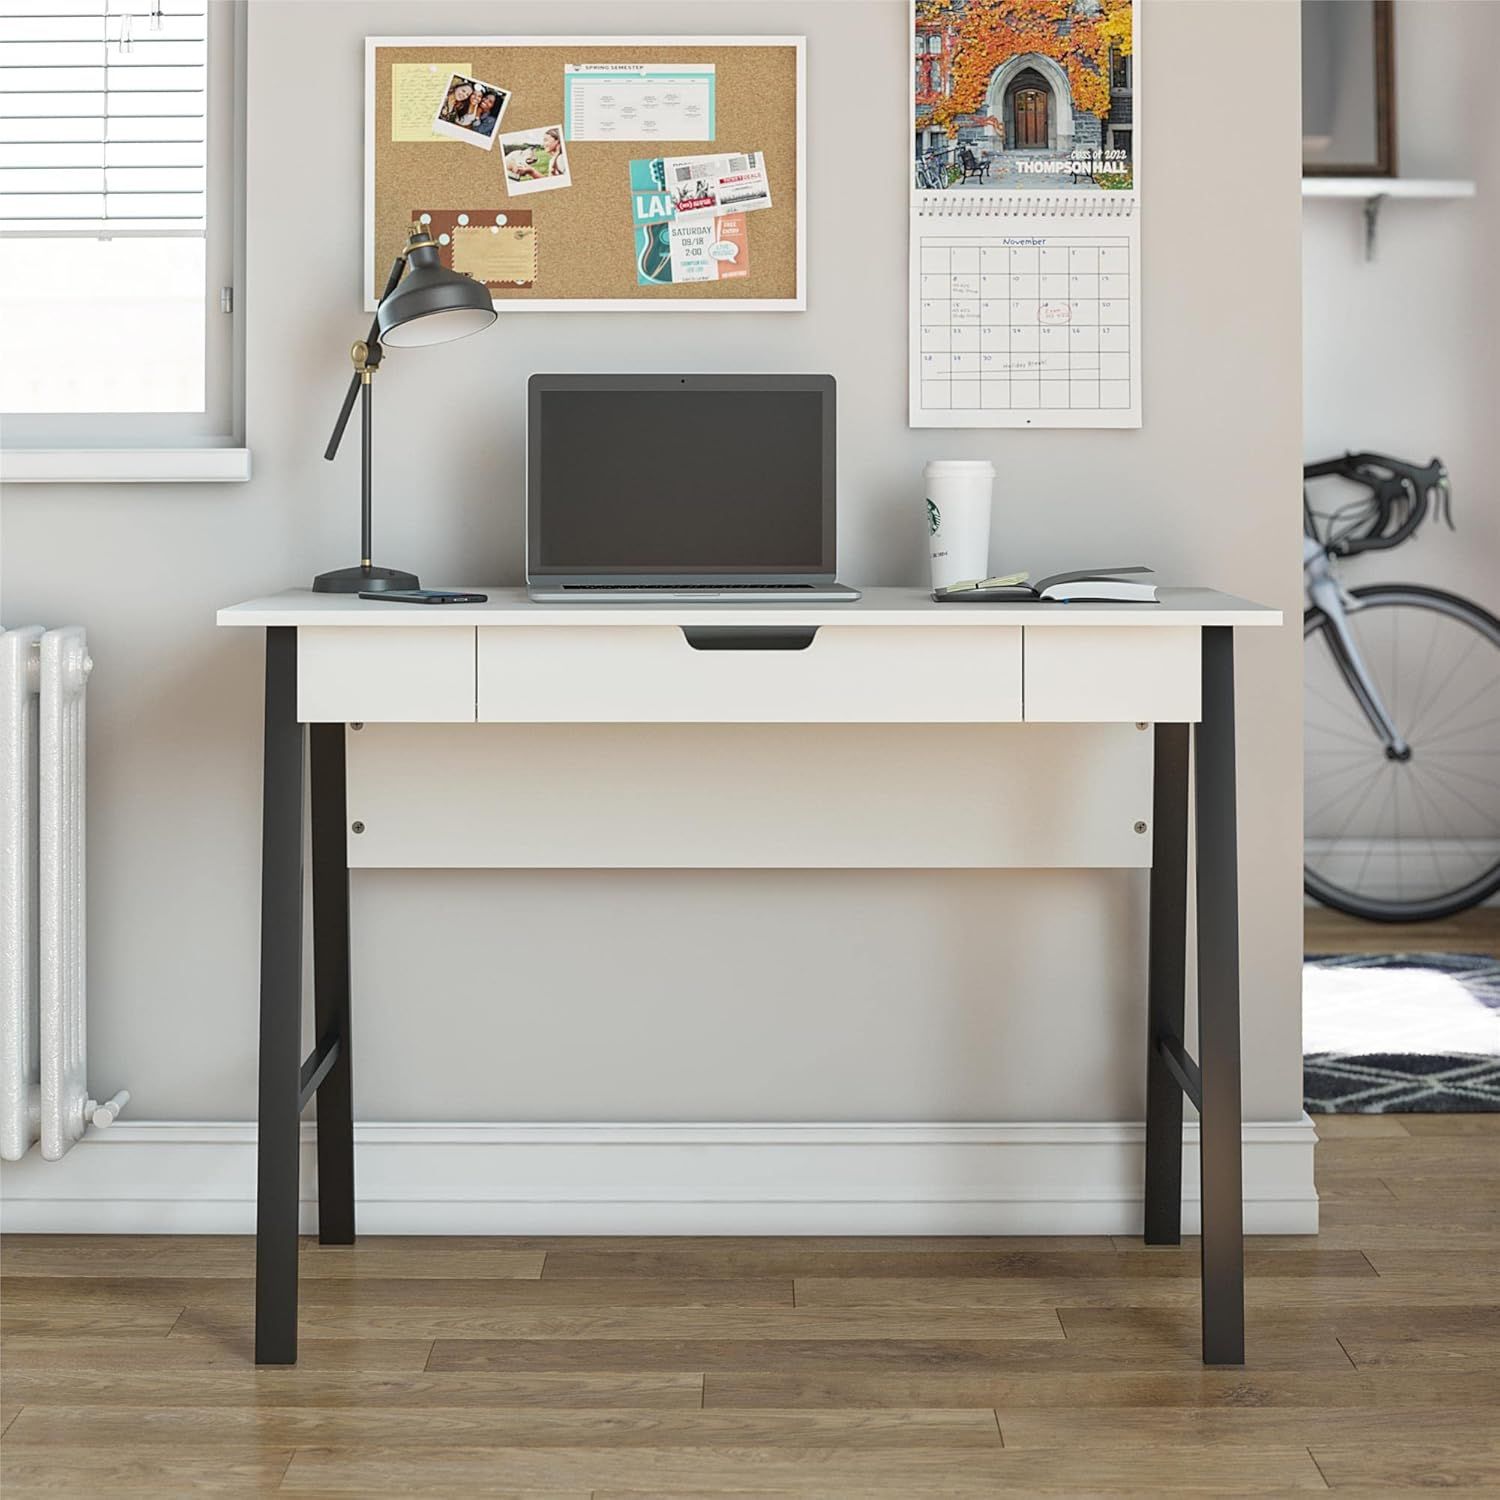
[{"left": 926, "top": 498, "right": 940, "bottom": 536}]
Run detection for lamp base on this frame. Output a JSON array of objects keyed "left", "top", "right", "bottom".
[{"left": 313, "top": 564, "right": 420, "bottom": 594}]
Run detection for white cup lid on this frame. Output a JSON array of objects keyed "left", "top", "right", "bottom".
[{"left": 924, "top": 459, "right": 995, "bottom": 476}]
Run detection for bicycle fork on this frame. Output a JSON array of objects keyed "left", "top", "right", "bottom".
[{"left": 1304, "top": 537, "right": 1411, "bottom": 760}]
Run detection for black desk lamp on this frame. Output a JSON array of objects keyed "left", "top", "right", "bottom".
[{"left": 317, "top": 226, "right": 497, "bottom": 592}]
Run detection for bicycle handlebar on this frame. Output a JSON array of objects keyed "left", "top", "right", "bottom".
[{"left": 1303, "top": 451, "right": 1452, "bottom": 556}]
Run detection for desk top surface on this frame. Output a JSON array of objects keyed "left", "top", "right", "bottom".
[{"left": 218, "top": 586, "right": 1281, "bottom": 630}]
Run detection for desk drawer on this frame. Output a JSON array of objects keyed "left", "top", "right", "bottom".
[
  {"left": 477, "top": 626, "right": 1022, "bottom": 723},
  {"left": 298, "top": 627, "right": 475, "bottom": 723},
  {"left": 1024, "top": 627, "right": 1200, "bottom": 722}
]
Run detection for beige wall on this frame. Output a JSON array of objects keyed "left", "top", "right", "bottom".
[
  {"left": 0, "top": 0, "right": 1305, "bottom": 1127},
  {"left": 1304, "top": 0, "right": 1500, "bottom": 836},
  {"left": 1304, "top": 0, "right": 1500, "bottom": 621}
]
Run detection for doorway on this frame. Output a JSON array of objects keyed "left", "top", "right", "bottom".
[{"left": 1013, "top": 86, "right": 1048, "bottom": 148}]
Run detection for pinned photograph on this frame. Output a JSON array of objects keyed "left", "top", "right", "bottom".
[
  {"left": 432, "top": 73, "right": 510, "bottom": 150},
  {"left": 500, "top": 126, "right": 572, "bottom": 195}
]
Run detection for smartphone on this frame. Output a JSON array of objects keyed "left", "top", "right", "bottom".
[{"left": 357, "top": 590, "right": 488, "bottom": 605}]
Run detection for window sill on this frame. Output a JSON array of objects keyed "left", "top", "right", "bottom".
[{"left": 0, "top": 447, "right": 252, "bottom": 485}]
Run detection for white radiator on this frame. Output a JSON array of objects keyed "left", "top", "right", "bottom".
[{"left": 1, "top": 626, "right": 127, "bottom": 1162}]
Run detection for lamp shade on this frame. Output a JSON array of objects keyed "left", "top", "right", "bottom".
[{"left": 376, "top": 238, "right": 497, "bottom": 349}]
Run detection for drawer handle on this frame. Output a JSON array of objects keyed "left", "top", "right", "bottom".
[{"left": 680, "top": 627, "right": 818, "bottom": 652}]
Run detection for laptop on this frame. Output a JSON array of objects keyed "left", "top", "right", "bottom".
[{"left": 526, "top": 374, "right": 860, "bottom": 602}]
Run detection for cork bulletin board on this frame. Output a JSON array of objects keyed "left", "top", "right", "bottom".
[{"left": 365, "top": 36, "right": 805, "bottom": 311}]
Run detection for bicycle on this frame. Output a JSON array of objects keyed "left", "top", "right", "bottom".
[
  {"left": 914, "top": 150, "right": 956, "bottom": 191},
  {"left": 1303, "top": 452, "right": 1500, "bottom": 921}
]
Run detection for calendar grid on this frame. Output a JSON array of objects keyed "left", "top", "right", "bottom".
[{"left": 918, "top": 236, "right": 1133, "bottom": 415}]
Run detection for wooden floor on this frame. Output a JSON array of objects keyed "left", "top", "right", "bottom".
[
  {"left": 1306, "top": 904, "right": 1500, "bottom": 957},
  {"left": 2, "top": 1113, "right": 1498, "bottom": 1496},
  {"left": 4, "top": 909, "right": 1495, "bottom": 1494}
]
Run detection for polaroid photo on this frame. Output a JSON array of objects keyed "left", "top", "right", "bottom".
[
  {"left": 432, "top": 73, "right": 510, "bottom": 150},
  {"left": 500, "top": 125, "right": 572, "bottom": 196}
]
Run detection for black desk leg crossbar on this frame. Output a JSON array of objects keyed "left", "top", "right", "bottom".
[
  {"left": 1142, "top": 628, "right": 1245, "bottom": 1367},
  {"left": 1157, "top": 1032, "right": 1202, "bottom": 1113},
  {"left": 298, "top": 1033, "right": 342, "bottom": 1112},
  {"left": 255, "top": 629, "right": 357, "bottom": 1366}
]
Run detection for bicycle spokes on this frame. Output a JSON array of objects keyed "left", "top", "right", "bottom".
[{"left": 1304, "top": 586, "right": 1500, "bottom": 921}]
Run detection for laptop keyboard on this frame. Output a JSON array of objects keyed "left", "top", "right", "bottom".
[{"left": 562, "top": 583, "right": 819, "bottom": 592}]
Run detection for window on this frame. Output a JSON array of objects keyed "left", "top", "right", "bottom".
[
  {"left": 915, "top": 31, "right": 943, "bottom": 95},
  {"left": 1110, "top": 47, "right": 1133, "bottom": 92},
  {"left": 0, "top": 0, "right": 245, "bottom": 475}
]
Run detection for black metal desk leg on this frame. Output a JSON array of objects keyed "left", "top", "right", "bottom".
[
  {"left": 1195, "top": 627, "right": 1246, "bottom": 1366},
  {"left": 310, "top": 723, "right": 355, "bottom": 1245},
  {"left": 1144, "top": 721, "right": 1190, "bottom": 1245},
  {"left": 255, "top": 627, "right": 303, "bottom": 1365}
]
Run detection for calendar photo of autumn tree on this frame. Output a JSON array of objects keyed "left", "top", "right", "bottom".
[{"left": 914, "top": 0, "right": 1134, "bottom": 191}]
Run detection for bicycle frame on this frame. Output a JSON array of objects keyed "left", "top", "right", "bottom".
[{"left": 1304, "top": 534, "right": 1410, "bottom": 759}]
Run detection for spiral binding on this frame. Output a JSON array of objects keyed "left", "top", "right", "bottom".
[{"left": 915, "top": 194, "right": 1135, "bottom": 218}]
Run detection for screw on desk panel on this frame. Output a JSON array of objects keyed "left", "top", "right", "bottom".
[
  {"left": 1136, "top": 722, "right": 1148, "bottom": 730},
  {"left": 351, "top": 722, "right": 364, "bottom": 730},
  {"left": 1134, "top": 820, "right": 1148, "bottom": 834},
  {"left": 351, "top": 821, "right": 365, "bottom": 834}
]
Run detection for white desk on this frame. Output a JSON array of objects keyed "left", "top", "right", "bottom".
[{"left": 219, "top": 585, "right": 1280, "bottom": 1367}]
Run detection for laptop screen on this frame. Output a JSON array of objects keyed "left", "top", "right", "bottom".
[{"left": 528, "top": 376, "right": 835, "bottom": 577}]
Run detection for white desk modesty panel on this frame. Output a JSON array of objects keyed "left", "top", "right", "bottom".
[
  {"left": 217, "top": 583, "right": 1280, "bottom": 1369},
  {"left": 342, "top": 722, "right": 1154, "bottom": 870}
]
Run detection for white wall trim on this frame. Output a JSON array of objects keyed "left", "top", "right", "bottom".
[
  {"left": 0, "top": 447, "right": 252, "bottom": 484},
  {"left": 0, "top": 1117, "right": 1319, "bottom": 1235}
]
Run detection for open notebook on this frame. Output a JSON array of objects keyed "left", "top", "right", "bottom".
[{"left": 933, "top": 567, "right": 1158, "bottom": 604}]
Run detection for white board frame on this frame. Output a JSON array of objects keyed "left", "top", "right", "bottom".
[{"left": 365, "top": 35, "right": 807, "bottom": 313}]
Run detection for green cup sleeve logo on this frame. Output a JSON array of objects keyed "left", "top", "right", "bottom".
[{"left": 926, "top": 497, "right": 940, "bottom": 536}]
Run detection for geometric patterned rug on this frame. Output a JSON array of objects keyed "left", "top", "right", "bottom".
[{"left": 1303, "top": 952, "right": 1500, "bottom": 1113}]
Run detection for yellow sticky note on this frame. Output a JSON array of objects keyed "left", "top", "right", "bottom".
[{"left": 392, "top": 62, "right": 471, "bottom": 142}]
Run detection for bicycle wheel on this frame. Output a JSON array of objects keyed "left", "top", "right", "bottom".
[{"left": 1304, "top": 583, "right": 1500, "bottom": 921}]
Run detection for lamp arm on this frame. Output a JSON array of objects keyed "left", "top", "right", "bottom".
[
  {"left": 323, "top": 365, "right": 365, "bottom": 463},
  {"left": 323, "top": 249, "right": 407, "bottom": 462}
]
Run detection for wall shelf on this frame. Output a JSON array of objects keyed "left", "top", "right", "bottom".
[{"left": 1302, "top": 178, "right": 1477, "bottom": 259}]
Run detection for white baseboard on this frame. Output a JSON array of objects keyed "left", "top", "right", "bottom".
[{"left": 0, "top": 1118, "right": 1319, "bottom": 1236}]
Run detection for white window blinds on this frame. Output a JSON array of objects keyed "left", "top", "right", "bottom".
[{"left": 0, "top": 0, "right": 208, "bottom": 234}]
